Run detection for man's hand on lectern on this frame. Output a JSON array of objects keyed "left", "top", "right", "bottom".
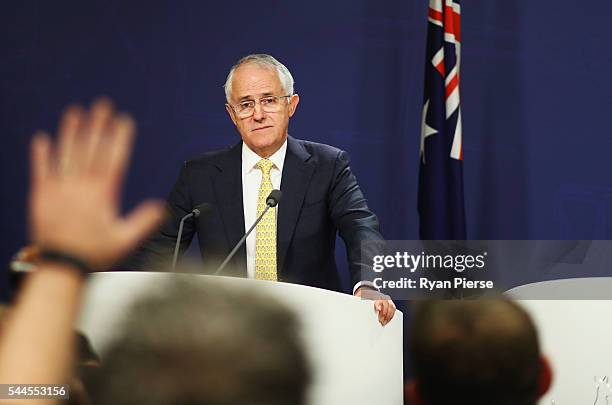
[{"left": 354, "top": 287, "right": 396, "bottom": 326}]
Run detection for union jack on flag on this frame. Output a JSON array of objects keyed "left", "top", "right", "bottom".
[{"left": 418, "top": 0, "right": 467, "bottom": 239}]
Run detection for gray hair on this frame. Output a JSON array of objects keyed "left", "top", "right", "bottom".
[{"left": 224, "top": 54, "right": 295, "bottom": 102}]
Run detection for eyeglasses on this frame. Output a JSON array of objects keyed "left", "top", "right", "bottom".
[{"left": 228, "top": 95, "right": 292, "bottom": 119}]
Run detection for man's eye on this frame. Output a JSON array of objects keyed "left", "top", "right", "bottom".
[
  {"left": 238, "top": 101, "right": 254, "bottom": 111},
  {"left": 261, "top": 97, "right": 278, "bottom": 105}
]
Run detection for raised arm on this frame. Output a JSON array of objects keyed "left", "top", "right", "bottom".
[{"left": 0, "top": 99, "right": 164, "bottom": 399}]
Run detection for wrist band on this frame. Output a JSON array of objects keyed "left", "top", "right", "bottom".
[{"left": 38, "top": 249, "right": 93, "bottom": 275}]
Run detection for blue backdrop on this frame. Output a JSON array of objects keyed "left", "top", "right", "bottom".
[{"left": 2, "top": 0, "right": 612, "bottom": 380}]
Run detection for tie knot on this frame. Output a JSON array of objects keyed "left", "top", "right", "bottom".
[{"left": 256, "top": 159, "right": 274, "bottom": 175}]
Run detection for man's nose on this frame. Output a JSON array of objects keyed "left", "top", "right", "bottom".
[{"left": 253, "top": 102, "right": 266, "bottom": 121}]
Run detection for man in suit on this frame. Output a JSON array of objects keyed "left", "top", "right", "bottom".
[{"left": 124, "top": 54, "right": 395, "bottom": 325}]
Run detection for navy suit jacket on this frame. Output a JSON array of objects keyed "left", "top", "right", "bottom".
[{"left": 122, "top": 136, "right": 384, "bottom": 293}]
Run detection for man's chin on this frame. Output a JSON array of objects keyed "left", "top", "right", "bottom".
[{"left": 252, "top": 132, "right": 277, "bottom": 144}]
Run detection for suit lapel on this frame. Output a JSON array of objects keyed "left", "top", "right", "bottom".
[
  {"left": 211, "top": 141, "right": 247, "bottom": 274},
  {"left": 277, "top": 137, "right": 315, "bottom": 274}
]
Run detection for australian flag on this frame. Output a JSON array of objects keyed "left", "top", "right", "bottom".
[{"left": 418, "top": 0, "right": 467, "bottom": 240}]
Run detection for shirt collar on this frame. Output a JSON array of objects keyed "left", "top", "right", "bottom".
[{"left": 242, "top": 138, "right": 288, "bottom": 173}]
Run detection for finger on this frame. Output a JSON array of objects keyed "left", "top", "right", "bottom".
[
  {"left": 384, "top": 301, "right": 394, "bottom": 324},
  {"left": 104, "top": 114, "right": 135, "bottom": 199},
  {"left": 376, "top": 300, "right": 394, "bottom": 325},
  {"left": 83, "top": 98, "right": 114, "bottom": 172},
  {"left": 30, "top": 132, "right": 52, "bottom": 186},
  {"left": 57, "top": 105, "right": 83, "bottom": 175},
  {"left": 387, "top": 302, "right": 396, "bottom": 323},
  {"left": 119, "top": 200, "right": 166, "bottom": 251},
  {"left": 380, "top": 301, "right": 389, "bottom": 322},
  {"left": 375, "top": 301, "right": 385, "bottom": 324},
  {"left": 380, "top": 302, "right": 390, "bottom": 325}
]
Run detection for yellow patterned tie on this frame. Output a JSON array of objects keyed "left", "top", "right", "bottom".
[{"left": 255, "top": 159, "right": 277, "bottom": 280}]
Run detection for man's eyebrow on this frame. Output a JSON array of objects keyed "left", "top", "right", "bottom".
[{"left": 237, "top": 92, "right": 275, "bottom": 101}]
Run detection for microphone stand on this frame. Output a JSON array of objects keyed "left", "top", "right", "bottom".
[
  {"left": 171, "top": 208, "right": 201, "bottom": 271},
  {"left": 214, "top": 204, "right": 273, "bottom": 276}
]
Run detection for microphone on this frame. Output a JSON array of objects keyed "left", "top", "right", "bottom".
[
  {"left": 266, "top": 189, "right": 282, "bottom": 207},
  {"left": 171, "top": 203, "right": 212, "bottom": 271},
  {"left": 214, "top": 189, "right": 282, "bottom": 276}
]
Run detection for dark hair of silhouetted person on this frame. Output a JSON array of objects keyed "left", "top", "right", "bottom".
[
  {"left": 89, "top": 280, "right": 310, "bottom": 405},
  {"left": 411, "top": 299, "right": 542, "bottom": 405}
]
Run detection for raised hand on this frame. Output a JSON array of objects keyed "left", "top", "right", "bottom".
[{"left": 28, "top": 98, "right": 165, "bottom": 270}]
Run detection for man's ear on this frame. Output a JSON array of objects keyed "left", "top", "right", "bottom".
[
  {"left": 405, "top": 380, "right": 424, "bottom": 405},
  {"left": 225, "top": 104, "right": 238, "bottom": 126},
  {"left": 537, "top": 355, "right": 553, "bottom": 398},
  {"left": 288, "top": 94, "right": 300, "bottom": 117}
]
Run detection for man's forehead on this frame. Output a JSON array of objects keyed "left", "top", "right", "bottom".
[{"left": 231, "top": 64, "right": 282, "bottom": 100}]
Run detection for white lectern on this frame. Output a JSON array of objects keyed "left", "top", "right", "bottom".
[
  {"left": 507, "top": 278, "right": 612, "bottom": 405},
  {"left": 77, "top": 272, "right": 404, "bottom": 405}
]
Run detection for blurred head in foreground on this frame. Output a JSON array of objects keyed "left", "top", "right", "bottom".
[
  {"left": 407, "top": 299, "right": 552, "bottom": 405},
  {"left": 90, "top": 280, "right": 310, "bottom": 405}
]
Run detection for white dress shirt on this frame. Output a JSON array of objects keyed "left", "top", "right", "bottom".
[{"left": 242, "top": 140, "right": 287, "bottom": 279}]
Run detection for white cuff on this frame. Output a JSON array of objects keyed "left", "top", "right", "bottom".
[{"left": 352, "top": 280, "right": 379, "bottom": 295}]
